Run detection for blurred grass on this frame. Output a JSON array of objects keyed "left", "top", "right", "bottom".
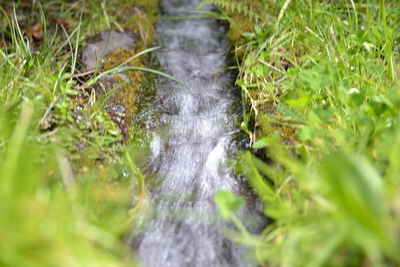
[
  {"left": 209, "top": 0, "right": 400, "bottom": 266},
  {"left": 0, "top": 101, "right": 134, "bottom": 266}
]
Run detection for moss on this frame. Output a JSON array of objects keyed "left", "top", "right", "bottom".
[
  {"left": 217, "top": 0, "right": 264, "bottom": 43},
  {"left": 226, "top": 14, "right": 254, "bottom": 43},
  {"left": 102, "top": 49, "right": 144, "bottom": 118},
  {"left": 118, "top": 0, "right": 160, "bottom": 49},
  {"left": 100, "top": 0, "right": 160, "bottom": 135}
]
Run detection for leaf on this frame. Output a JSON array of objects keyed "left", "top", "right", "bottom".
[
  {"left": 321, "top": 150, "right": 385, "bottom": 236},
  {"left": 298, "top": 126, "right": 313, "bottom": 142},
  {"left": 252, "top": 137, "right": 269, "bottom": 149},
  {"left": 296, "top": 62, "right": 337, "bottom": 91},
  {"left": 277, "top": 103, "right": 301, "bottom": 121},
  {"left": 242, "top": 152, "right": 278, "bottom": 205},
  {"left": 214, "top": 190, "right": 244, "bottom": 220},
  {"left": 285, "top": 94, "right": 310, "bottom": 110},
  {"left": 242, "top": 32, "right": 256, "bottom": 39}
]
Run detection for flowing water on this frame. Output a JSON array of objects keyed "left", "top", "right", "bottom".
[{"left": 131, "top": 0, "right": 263, "bottom": 266}]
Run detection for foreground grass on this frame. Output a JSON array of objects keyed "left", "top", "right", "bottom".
[
  {"left": 208, "top": 0, "right": 400, "bottom": 266},
  {"left": 0, "top": 0, "right": 158, "bottom": 265}
]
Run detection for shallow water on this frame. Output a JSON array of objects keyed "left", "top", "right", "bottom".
[{"left": 132, "top": 0, "right": 262, "bottom": 266}]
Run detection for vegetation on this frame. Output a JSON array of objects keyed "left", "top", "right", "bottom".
[
  {"left": 208, "top": 0, "right": 400, "bottom": 266},
  {"left": 0, "top": 0, "right": 158, "bottom": 265},
  {"left": 2, "top": 0, "right": 400, "bottom": 266}
]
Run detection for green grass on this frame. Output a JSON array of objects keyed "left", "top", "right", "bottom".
[
  {"left": 0, "top": 0, "right": 159, "bottom": 266},
  {"left": 209, "top": 0, "right": 400, "bottom": 266},
  {"left": 0, "top": 102, "right": 135, "bottom": 266}
]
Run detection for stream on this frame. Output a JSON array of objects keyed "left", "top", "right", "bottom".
[{"left": 131, "top": 0, "right": 263, "bottom": 266}]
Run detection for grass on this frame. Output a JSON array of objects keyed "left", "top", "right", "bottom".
[
  {"left": 208, "top": 0, "right": 400, "bottom": 266},
  {"left": 0, "top": 0, "right": 159, "bottom": 266}
]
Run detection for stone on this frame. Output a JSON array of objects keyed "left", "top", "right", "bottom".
[{"left": 80, "top": 30, "right": 138, "bottom": 71}]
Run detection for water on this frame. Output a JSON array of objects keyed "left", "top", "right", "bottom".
[{"left": 131, "top": 0, "right": 263, "bottom": 266}]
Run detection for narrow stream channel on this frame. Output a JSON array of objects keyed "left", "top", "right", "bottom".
[{"left": 131, "top": 0, "right": 262, "bottom": 266}]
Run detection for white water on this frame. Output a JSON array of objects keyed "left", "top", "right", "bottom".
[{"left": 131, "top": 1, "right": 263, "bottom": 266}]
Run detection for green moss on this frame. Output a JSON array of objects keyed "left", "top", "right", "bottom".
[
  {"left": 226, "top": 14, "right": 255, "bottom": 43},
  {"left": 102, "top": 49, "right": 144, "bottom": 118},
  {"left": 100, "top": 0, "right": 160, "bottom": 128}
]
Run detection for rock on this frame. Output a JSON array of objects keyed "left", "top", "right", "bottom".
[{"left": 80, "top": 30, "right": 138, "bottom": 71}]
